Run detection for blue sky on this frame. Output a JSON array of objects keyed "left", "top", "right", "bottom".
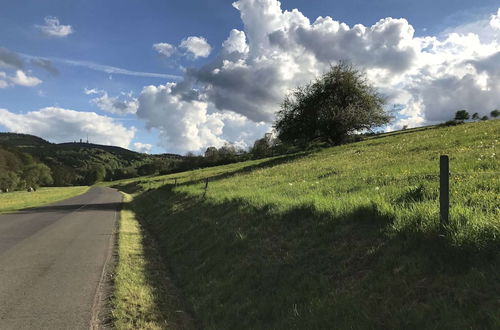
[{"left": 1, "top": 0, "right": 499, "bottom": 154}]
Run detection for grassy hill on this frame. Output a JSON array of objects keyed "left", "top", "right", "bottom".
[{"left": 109, "top": 120, "right": 499, "bottom": 328}]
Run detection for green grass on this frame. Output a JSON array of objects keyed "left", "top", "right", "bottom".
[
  {"left": 111, "top": 120, "right": 499, "bottom": 328},
  {"left": 112, "top": 193, "right": 195, "bottom": 330},
  {"left": 0, "top": 186, "right": 89, "bottom": 214}
]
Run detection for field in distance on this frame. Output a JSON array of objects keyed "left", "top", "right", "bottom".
[{"left": 0, "top": 186, "right": 89, "bottom": 214}]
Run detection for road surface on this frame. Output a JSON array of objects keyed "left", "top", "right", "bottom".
[{"left": 0, "top": 187, "right": 122, "bottom": 329}]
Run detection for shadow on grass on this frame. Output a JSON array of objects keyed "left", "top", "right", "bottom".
[
  {"left": 127, "top": 185, "right": 499, "bottom": 329},
  {"left": 118, "top": 199, "right": 197, "bottom": 329}
]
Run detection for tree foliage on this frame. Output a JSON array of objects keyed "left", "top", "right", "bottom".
[
  {"left": 274, "top": 62, "right": 391, "bottom": 145},
  {"left": 22, "top": 163, "right": 53, "bottom": 188},
  {"left": 455, "top": 110, "right": 470, "bottom": 121},
  {"left": 491, "top": 109, "right": 499, "bottom": 118},
  {"left": 84, "top": 164, "right": 106, "bottom": 185}
]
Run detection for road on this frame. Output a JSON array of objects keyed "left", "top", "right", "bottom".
[{"left": 0, "top": 187, "right": 122, "bottom": 329}]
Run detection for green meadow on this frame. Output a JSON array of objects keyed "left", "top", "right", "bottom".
[
  {"left": 111, "top": 120, "right": 499, "bottom": 328},
  {"left": 0, "top": 186, "right": 89, "bottom": 214}
]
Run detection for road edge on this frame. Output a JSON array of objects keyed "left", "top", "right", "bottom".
[{"left": 89, "top": 188, "right": 122, "bottom": 329}]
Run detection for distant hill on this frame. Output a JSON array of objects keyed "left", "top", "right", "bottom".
[
  {"left": 0, "top": 132, "right": 184, "bottom": 186},
  {"left": 0, "top": 132, "right": 51, "bottom": 147}
]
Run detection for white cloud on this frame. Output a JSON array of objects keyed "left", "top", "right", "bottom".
[
  {"left": 222, "top": 29, "right": 250, "bottom": 54},
  {"left": 84, "top": 88, "right": 99, "bottom": 95},
  {"left": 136, "top": 83, "right": 268, "bottom": 153},
  {"left": 86, "top": 89, "right": 138, "bottom": 115},
  {"left": 9, "top": 70, "right": 42, "bottom": 87},
  {"left": 180, "top": 36, "right": 212, "bottom": 58},
  {"left": 490, "top": 9, "right": 500, "bottom": 30},
  {"left": 132, "top": 142, "right": 153, "bottom": 154},
  {"left": 0, "top": 70, "right": 42, "bottom": 88},
  {"left": 153, "top": 43, "right": 176, "bottom": 57},
  {"left": 36, "top": 16, "right": 73, "bottom": 37},
  {"left": 0, "top": 107, "right": 135, "bottom": 148}
]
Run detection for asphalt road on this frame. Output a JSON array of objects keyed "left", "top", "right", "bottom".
[{"left": 0, "top": 187, "right": 122, "bottom": 329}]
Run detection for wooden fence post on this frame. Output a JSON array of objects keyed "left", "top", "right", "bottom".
[
  {"left": 202, "top": 178, "right": 209, "bottom": 198},
  {"left": 440, "top": 155, "right": 449, "bottom": 232}
]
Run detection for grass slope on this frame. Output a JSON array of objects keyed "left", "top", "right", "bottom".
[
  {"left": 112, "top": 193, "right": 194, "bottom": 329},
  {"left": 0, "top": 186, "right": 89, "bottom": 214},
  {"left": 112, "top": 120, "right": 499, "bottom": 328}
]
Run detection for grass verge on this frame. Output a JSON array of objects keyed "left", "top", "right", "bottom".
[
  {"left": 112, "top": 193, "right": 194, "bottom": 330},
  {"left": 0, "top": 186, "right": 89, "bottom": 214}
]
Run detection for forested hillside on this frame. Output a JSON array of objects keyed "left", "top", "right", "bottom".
[{"left": 0, "top": 132, "right": 183, "bottom": 188}]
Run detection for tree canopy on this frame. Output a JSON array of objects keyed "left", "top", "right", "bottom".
[
  {"left": 274, "top": 62, "right": 391, "bottom": 146},
  {"left": 455, "top": 110, "right": 470, "bottom": 121}
]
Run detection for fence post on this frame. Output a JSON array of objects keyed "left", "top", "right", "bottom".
[
  {"left": 202, "top": 178, "right": 209, "bottom": 198},
  {"left": 174, "top": 178, "right": 177, "bottom": 187},
  {"left": 439, "top": 155, "right": 449, "bottom": 232}
]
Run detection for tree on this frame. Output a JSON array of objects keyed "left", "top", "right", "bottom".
[
  {"left": 204, "top": 146, "right": 220, "bottom": 162},
  {"left": 481, "top": 115, "right": 489, "bottom": 121},
  {"left": 51, "top": 165, "right": 78, "bottom": 186},
  {"left": 84, "top": 164, "right": 106, "bottom": 185},
  {"left": 471, "top": 112, "right": 480, "bottom": 121},
  {"left": 491, "top": 109, "right": 499, "bottom": 118},
  {"left": 454, "top": 110, "right": 470, "bottom": 121},
  {"left": 22, "top": 163, "right": 53, "bottom": 188},
  {"left": 274, "top": 62, "right": 391, "bottom": 145},
  {"left": 0, "top": 171, "right": 20, "bottom": 191},
  {"left": 251, "top": 133, "right": 279, "bottom": 158}
]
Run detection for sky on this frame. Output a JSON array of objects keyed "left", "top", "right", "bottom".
[{"left": 0, "top": 0, "right": 499, "bottom": 154}]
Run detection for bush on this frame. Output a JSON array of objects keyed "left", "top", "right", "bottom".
[{"left": 440, "top": 120, "right": 464, "bottom": 127}]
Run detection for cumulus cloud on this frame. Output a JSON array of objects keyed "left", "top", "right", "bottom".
[
  {"left": 222, "top": 29, "right": 250, "bottom": 54},
  {"left": 132, "top": 142, "right": 153, "bottom": 154},
  {"left": 136, "top": 83, "right": 268, "bottom": 153},
  {"left": 86, "top": 89, "right": 138, "bottom": 115},
  {"left": 180, "top": 36, "right": 212, "bottom": 58},
  {"left": 0, "top": 107, "right": 135, "bottom": 148},
  {"left": 36, "top": 16, "right": 73, "bottom": 37},
  {"left": 31, "top": 58, "right": 59, "bottom": 75},
  {"left": 153, "top": 42, "right": 176, "bottom": 57}
]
